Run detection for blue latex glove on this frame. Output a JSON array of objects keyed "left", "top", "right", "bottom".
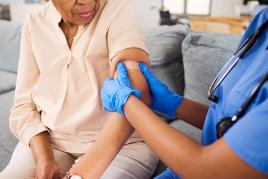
[
  {"left": 101, "top": 62, "right": 141, "bottom": 116},
  {"left": 140, "top": 63, "right": 183, "bottom": 119}
]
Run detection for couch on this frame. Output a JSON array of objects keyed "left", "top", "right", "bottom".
[{"left": 0, "top": 20, "right": 241, "bottom": 176}]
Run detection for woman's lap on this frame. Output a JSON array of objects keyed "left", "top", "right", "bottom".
[
  {"left": 0, "top": 141, "right": 158, "bottom": 179},
  {"left": 101, "top": 142, "right": 159, "bottom": 179},
  {"left": 0, "top": 141, "right": 75, "bottom": 179}
]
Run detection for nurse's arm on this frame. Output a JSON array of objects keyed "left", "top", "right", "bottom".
[
  {"left": 123, "top": 95, "right": 267, "bottom": 178},
  {"left": 67, "top": 48, "right": 150, "bottom": 178},
  {"left": 175, "top": 98, "right": 209, "bottom": 129}
]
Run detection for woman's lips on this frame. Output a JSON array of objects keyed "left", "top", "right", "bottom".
[{"left": 75, "top": 11, "right": 93, "bottom": 18}]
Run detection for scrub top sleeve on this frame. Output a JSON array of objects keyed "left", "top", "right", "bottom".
[
  {"left": 154, "top": 168, "right": 181, "bottom": 179},
  {"left": 224, "top": 97, "right": 268, "bottom": 175}
]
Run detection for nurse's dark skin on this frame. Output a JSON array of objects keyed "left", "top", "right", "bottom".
[{"left": 122, "top": 95, "right": 268, "bottom": 178}]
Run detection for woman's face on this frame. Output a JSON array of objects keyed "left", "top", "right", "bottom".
[{"left": 52, "top": 0, "right": 99, "bottom": 26}]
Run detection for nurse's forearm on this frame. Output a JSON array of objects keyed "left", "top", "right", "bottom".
[
  {"left": 124, "top": 95, "right": 268, "bottom": 179},
  {"left": 175, "top": 98, "right": 209, "bottom": 129},
  {"left": 124, "top": 95, "right": 204, "bottom": 177}
]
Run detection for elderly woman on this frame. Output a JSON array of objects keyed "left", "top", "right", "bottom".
[{"left": 0, "top": 0, "right": 158, "bottom": 178}]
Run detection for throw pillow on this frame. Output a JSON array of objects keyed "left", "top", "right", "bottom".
[
  {"left": 182, "top": 31, "right": 241, "bottom": 105},
  {"left": 0, "top": 20, "right": 21, "bottom": 73},
  {"left": 143, "top": 24, "right": 190, "bottom": 95}
]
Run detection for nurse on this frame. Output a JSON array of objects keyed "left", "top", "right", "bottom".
[{"left": 101, "top": 8, "right": 268, "bottom": 178}]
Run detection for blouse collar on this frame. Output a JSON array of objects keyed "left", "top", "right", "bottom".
[{"left": 48, "top": 0, "right": 62, "bottom": 24}]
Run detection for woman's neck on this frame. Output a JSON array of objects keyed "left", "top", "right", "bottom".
[{"left": 59, "top": 20, "right": 78, "bottom": 49}]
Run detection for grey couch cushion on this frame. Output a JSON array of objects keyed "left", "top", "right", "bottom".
[
  {"left": 182, "top": 31, "right": 241, "bottom": 105},
  {"left": 0, "top": 71, "right": 16, "bottom": 94},
  {"left": 143, "top": 25, "right": 190, "bottom": 95},
  {"left": 0, "top": 20, "right": 21, "bottom": 73},
  {"left": 170, "top": 120, "right": 202, "bottom": 142},
  {"left": 0, "top": 91, "right": 17, "bottom": 171}
]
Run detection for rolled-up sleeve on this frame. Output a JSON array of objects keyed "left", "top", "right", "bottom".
[
  {"left": 107, "top": 0, "right": 149, "bottom": 61},
  {"left": 9, "top": 17, "right": 48, "bottom": 146}
]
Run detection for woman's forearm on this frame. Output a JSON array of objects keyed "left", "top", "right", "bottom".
[
  {"left": 176, "top": 98, "right": 209, "bottom": 129},
  {"left": 70, "top": 113, "right": 134, "bottom": 178},
  {"left": 29, "top": 132, "right": 55, "bottom": 164},
  {"left": 70, "top": 71, "right": 146, "bottom": 178},
  {"left": 70, "top": 63, "right": 150, "bottom": 178}
]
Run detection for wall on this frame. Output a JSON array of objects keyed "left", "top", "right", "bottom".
[
  {"left": 133, "top": 0, "right": 245, "bottom": 18},
  {"left": 0, "top": 0, "right": 25, "bottom": 3},
  {"left": 133, "top": 0, "right": 161, "bottom": 29},
  {"left": 211, "top": 0, "right": 244, "bottom": 16},
  {"left": 133, "top": 0, "right": 245, "bottom": 29}
]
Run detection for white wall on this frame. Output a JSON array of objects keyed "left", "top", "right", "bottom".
[
  {"left": 133, "top": 0, "right": 245, "bottom": 19},
  {"left": 10, "top": 4, "right": 46, "bottom": 22},
  {"left": 211, "top": 0, "right": 244, "bottom": 16},
  {"left": 133, "top": 0, "right": 245, "bottom": 29},
  {"left": 0, "top": 0, "right": 25, "bottom": 3},
  {"left": 133, "top": 0, "right": 161, "bottom": 29}
]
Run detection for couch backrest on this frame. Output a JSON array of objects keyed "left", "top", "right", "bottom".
[
  {"left": 182, "top": 31, "right": 241, "bottom": 105},
  {"left": 0, "top": 20, "right": 21, "bottom": 73},
  {"left": 143, "top": 24, "right": 190, "bottom": 95}
]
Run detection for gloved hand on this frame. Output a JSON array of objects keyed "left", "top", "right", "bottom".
[
  {"left": 140, "top": 63, "right": 183, "bottom": 119},
  {"left": 101, "top": 62, "right": 141, "bottom": 116}
]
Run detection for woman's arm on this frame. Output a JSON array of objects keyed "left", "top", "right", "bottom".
[
  {"left": 68, "top": 50, "right": 151, "bottom": 178},
  {"left": 123, "top": 95, "right": 267, "bottom": 178},
  {"left": 30, "top": 132, "right": 59, "bottom": 179},
  {"left": 68, "top": 1, "right": 153, "bottom": 177},
  {"left": 67, "top": 112, "right": 133, "bottom": 178},
  {"left": 9, "top": 17, "right": 58, "bottom": 178}
]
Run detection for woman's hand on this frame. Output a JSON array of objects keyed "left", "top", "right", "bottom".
[
  {"left": 35, "top": 159, "right": 59, "bottom": 179},
  {"left": 101, "top": 62, "right": 140, "bottom": 116},
  {"left": 29, "top": 132, "right": 59, "bottom": 179},
  {"left": 139, "top": 63, "right": 183, "bottom": 119}
]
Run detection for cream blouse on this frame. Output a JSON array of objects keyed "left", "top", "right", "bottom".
[{"left": 9, "top": 0, "right": 148, "bottom": 153}]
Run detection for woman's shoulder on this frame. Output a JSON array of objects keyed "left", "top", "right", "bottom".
[
  {"left": 22, "top": 2, "right": 57, "bottom": 34},
  {"left": 22, "top": 3, "right": 51, "bottom": 27}
]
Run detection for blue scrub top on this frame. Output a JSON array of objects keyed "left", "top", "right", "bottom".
[{"left": 156, "top": 8, "right": 268, "bottom": 179}]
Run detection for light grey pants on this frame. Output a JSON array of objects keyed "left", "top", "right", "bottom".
[{"left": 0, "top": 141, "right": 158, "bottom": 179}]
